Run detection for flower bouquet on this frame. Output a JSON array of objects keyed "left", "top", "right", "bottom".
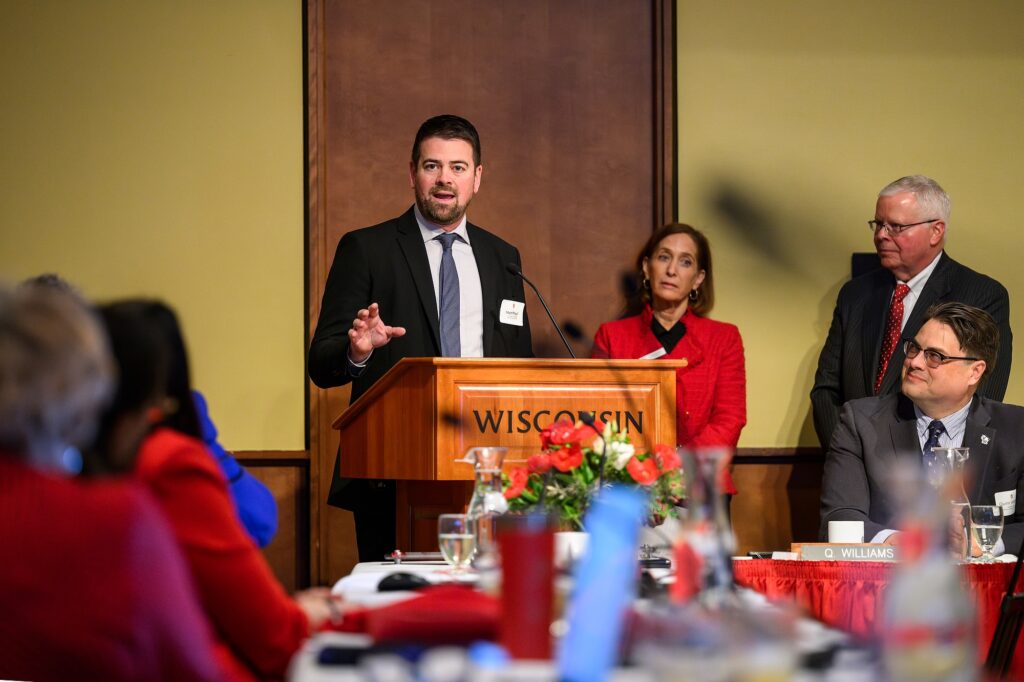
[{"left": 502, "top": 418, "right": 685, "bottom": 530}]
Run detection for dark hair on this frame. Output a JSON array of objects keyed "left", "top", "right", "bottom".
[
  {"left": 135, "top": 302, "right": 202, "bottom": 439},
  {"left": 19, "top": 273, "right": 78, "bottom": 294},
  {"left": 635, "top": 223, "right": 715, "bottom": 316},
  {"left": 922, "top": 302, "right": 999, "bottom": 378},
  {"left": 88, "top": 301, "right": 170, "bottom": 469},
  {"left": 411, "top": 114, "right": 481, "bottom": 167}
]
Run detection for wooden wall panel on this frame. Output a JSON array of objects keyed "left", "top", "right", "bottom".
[
  {"left": 239, "top": 452, "right": 310, "bottom": 591},
  {"left": 731, "top": 452, "right": 824, "bottom": 556},
  {"left": 308, "top": 0, "right": 677, "bottom": 585}
]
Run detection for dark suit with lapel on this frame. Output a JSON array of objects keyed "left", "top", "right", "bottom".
[
  {"left": 308, "top": 208, "right": 533, "bottom": 534},
  {"left": 811, "top": 252, "right": 1011, "bottom": 448},
  {"left": 820, "top": 393, "right": 1024, "bottom": 554}
]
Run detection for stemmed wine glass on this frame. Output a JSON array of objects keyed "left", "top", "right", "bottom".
[
  {"left": 438, "top": 513, "right": 476, "bottom": 576},
  {"left": 970, "top": 505, "right": 1004, "bottom": 563}
]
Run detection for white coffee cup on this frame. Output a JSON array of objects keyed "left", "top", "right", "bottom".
[{"left": 828, "top": 520, "right": 864, "bottom": 544}]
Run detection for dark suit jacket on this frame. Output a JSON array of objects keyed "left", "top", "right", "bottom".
[
  {"left": 820, "top": 393, "right": 1024, "bottom": 554},
  {"left": 810, "top": 252, "right": 1011, "bottom": 448},
  {"left": 308, "top": 207, "right": 533, "bottom": 508}
]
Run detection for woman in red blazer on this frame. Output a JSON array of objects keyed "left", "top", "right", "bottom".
[
  {"left": 591, "top": 223, "right": 746, "bottom": 493},
  {"left": 98, "top": 301, "right": 335, "bottom": 682}
]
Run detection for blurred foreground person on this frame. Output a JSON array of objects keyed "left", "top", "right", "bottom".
[
  {"left": 0, "top": 284, "right": 220, "bottom": 682},
  {"left": 96, "top": 300, "right": 335, "bottom": 682},
  {"left": 592, "top": 223, "right": 746, "bottom": 494}
]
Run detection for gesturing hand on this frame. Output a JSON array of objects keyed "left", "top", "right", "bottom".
[{"left": 347, "top": 302, "right": 406, "bottom": 364}]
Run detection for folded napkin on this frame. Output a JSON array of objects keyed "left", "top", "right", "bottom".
[{"left": 323, "top": 585, "right": 500, "bottom": 645}]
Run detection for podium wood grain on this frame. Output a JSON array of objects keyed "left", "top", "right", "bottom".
[{"left": 332, "top": 358, "right": 681, "bottom": 550}]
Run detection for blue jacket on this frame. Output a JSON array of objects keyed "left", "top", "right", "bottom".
[{"left": 192, "top": 390, "right": 278, "bottom": 547}]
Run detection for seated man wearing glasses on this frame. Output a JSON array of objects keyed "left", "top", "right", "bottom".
[
  {"left": 820, "top": 302, "right": 1024, "bottom": 556},
  {"left": 810, "top": 175, "right": 1012, "bottom": 450}
]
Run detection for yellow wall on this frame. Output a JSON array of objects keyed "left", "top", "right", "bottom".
[
  {"left": 678, "top": 1, "right": 1024, "bottom": 447},
  {"left": 6, "top": 2, "right": 1021, "bottom": 452},
  {"left": 0, "top": 1, "right": 304, "bottom": 450}
]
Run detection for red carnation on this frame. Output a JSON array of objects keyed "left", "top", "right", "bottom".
[
  {"left": 627, "top": 457, "right": 659, "bottom": 486},
  {"left": 548, "top": 420, "right": 578, "bottom": 446},
  {"left": 527, "top": 452, "right": 552, "bottom": 474},
  {"left": 551, "top": 443, "right": 584, "bottom": 472},
  {"left": 539, "top": 425, "right": 553, "bottom": 450},
  {"left": 504, "top": 467, "right": 530, "bottom": 499},
  {"left": 654, "top": 443, "right": 681, "bottom": 472}
]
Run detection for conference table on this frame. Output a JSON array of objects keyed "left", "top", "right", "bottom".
[{"left": 733, "top": 558, "right": 1024, "bottom": 675}]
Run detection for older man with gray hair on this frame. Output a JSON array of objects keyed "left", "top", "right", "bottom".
[{"left": 811, "top": 175, "right": 1012, "bottom": 449}]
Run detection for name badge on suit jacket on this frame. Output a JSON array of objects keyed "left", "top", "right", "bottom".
[
  {"left": 500, "top": 299, "right": 525, "bottom": 326},
  {"left": 639, "top": 347, "right": 667, "bottom": 360},
  {"left": 995, "top": 489, "right": 1017, "bottom": 515}
]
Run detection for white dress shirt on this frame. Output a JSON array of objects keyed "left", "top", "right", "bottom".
[{"left": 414, "top": 205, "right": 484, "bottom": 357}]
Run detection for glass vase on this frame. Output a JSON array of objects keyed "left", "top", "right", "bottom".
[{"left": 465, "top": 446, "right": 508, "bottom": 570}]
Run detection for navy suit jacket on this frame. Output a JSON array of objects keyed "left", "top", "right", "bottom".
[
  {"left": 810, "top": 252, "right": 1011, "bottom": 448},
  {"left": 308, "top": 207, "right": 533, "bottom": 508},
  {"left": 820, "top": 393, "right": 1024, "bottom": 554}
]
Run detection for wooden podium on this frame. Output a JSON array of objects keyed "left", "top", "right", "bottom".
[{"left": 332, "top": 358, "right": 680, "bottom": 550}]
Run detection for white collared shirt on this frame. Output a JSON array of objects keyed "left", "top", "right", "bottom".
[
  {"left": 897, "top": 251, "right": 943, "bottom": 331},
  {"left": 414, "top": 205, "right": 484, "bottom": 357},
  {"left": 914, "top": 401, "right": 971, "bottom": 450}
]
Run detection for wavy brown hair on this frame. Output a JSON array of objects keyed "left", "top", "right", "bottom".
[{"left": 635, "top": 222, "right": 714, "bottom": 316}]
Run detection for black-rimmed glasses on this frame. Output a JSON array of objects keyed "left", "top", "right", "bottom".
[
  {"left": 903, "top": 338, "right": 980, "bottom": 368},
  {"left": 868, "top": 218, "right": 939, "bottom": 235}
]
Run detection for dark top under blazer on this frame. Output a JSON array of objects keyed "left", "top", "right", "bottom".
[
  {"left": 820, "top": 393, "right": 1024, "bottom": 554},
  {"left": 810, "top": 252, "right": 1012, "bottom": 448},
  {"left": 308, "top": 208, "right": 533, "bottom": 509}
]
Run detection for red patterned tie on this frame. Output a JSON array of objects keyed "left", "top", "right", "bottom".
[{"left": 874, "top": 283, "right": 911, "bottom": 394}]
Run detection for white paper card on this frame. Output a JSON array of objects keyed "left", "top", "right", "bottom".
[
  {"left": 640, "top": 347, "right": 667, "bottom": 360},
  {"left": 499, "top": 299, "right": 525, "bottom": 326},
  {"left": 995, "top": 489, "right": 1016, "bottom": 516}
]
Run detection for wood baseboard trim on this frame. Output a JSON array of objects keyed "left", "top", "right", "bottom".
[
  {"left": 734, "top": 446, "right": 823, "bottom": 463},
  {"left": 235, "top": 450, "right": 310, "bottom": 462}
]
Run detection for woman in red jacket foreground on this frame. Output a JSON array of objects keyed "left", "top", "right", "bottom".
[
  {"left": 591, "top": 223, "right": 746, "bottom": 494},
  {"left": 98, "top": 301, "right": 336, "bottom": 682}
]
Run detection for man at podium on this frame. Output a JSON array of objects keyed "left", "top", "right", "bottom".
[{"left": 309, "top": 114, "right": 533, "bottom": 561}]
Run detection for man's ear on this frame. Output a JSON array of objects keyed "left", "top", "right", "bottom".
[{"left": 967, "top": 360, "right": 987, "bottom": 387}]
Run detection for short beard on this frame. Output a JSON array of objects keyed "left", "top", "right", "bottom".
[{"left": 416, "top": 192, "right": 468, "bottom": 227}]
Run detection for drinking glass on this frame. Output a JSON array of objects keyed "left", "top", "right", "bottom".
[
  {"left": 438, "top": 513, "right": 476, "bottom": 575},
  {"left": 970, "top": 505, "right": 1004, "bottom": 563}
]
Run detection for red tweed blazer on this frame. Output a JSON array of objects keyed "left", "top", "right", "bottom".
[
  {"left": 592, "top": 307, "right": 747, "bottom": 491},
  {"left": 136, "top": 428, "right": 309, "bottom": 682}
]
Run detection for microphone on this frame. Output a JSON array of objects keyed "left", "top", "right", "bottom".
[{"left": 506, "top": 262, "right": 576, "bottom": 358}]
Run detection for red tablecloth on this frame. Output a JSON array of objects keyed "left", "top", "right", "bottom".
[{"left": 733, "top": 559, "right": 1023, "bottom": 673}]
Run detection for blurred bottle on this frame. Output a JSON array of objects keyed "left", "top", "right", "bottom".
[
  {"left": 882, "top": 461, "right": 976, "bottom": 682},
  {"left": 465, "top": 447, "right": 508, "bottom": 571},
  {"left": 671, "top": 447, "right": 736, "bottom": 607}
]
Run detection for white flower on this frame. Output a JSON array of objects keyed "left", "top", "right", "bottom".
[{"left": 607, "top": 441, "right": 635, "bottom": 470}]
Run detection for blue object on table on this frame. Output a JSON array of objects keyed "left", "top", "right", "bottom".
[
  {"left": 193, "top": 390, "right": 278, "bottom": 547},
  {"left": 557, "top": 485, "right": 645, "bottom": 682}
]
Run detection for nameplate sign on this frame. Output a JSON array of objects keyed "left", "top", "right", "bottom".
[{"left": 797, "top": 543, "right": 899, "bottom": 562}]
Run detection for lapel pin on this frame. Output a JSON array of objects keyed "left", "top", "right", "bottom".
[{"left": 981, "top": 435, "right": 990, "bottom": 445}]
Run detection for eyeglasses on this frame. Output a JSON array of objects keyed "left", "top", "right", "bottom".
[
  {"left": 867, "top": 218, "right": 939, "bottom": 235},
  {"left": 903, "top": 338, "right": 979, "bottom": 368}
]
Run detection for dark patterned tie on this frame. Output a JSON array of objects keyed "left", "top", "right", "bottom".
[
  {"left": 435, "top": 232, "right": 461, "bottom": 357},
  {"left": 922, "top": 419, "right": 946, "bottom": 468},
  {"left": 874, "top": 282, "right": 911, "bottom": 394}
]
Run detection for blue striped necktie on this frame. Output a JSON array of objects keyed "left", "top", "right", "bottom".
[
  {"left": 922, "top": 419, "right": 946, "bottom": 467},
  {"left": 435, "top": 232, "right": 461, "bottom": 357}
]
